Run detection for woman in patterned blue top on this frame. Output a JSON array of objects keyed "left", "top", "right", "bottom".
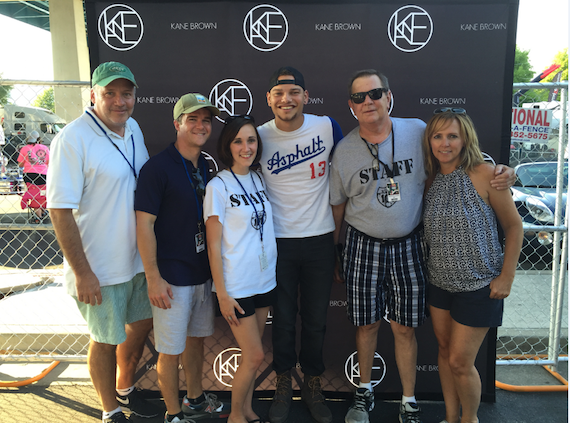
[{"left": 422, "top": 109, "right": 522, "bottom": 423}]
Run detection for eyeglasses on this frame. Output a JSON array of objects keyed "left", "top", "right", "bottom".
[
  {"left": 224, "top": 114, "right": 255, "bottom": 125},
  {"left": 433, "top": 108, "right": 466, "bottom": 115},
  {"left": 350, "top": 88, "right": 388, "bottom": 104}
]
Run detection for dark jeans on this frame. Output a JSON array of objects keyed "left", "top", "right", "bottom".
[{"left": 272, "top": 232, "right": 334, "bottom": 377}]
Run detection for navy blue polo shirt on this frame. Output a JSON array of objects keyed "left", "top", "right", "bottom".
[{"left": 135, "top": 143, "right": 211, "bottom": 286}]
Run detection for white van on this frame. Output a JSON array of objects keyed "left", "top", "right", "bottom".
[{"left": 0, "top": 104, "right": 66, "bottom": 164}]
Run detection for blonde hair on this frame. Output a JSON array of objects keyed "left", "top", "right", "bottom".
[{"left": 423, "top": 111, "right": 484, "bottom": 179}]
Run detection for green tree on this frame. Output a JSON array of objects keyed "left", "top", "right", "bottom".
[
  {"left": 512, "top": 46, "right": 545, "bottom": 103},
  {"left": 0, "top": 73, "right": 13, "bottom": 106},
  {"left": 513, "top": 46, "right": 534, "bottom": 83},
  {"left": 515, "top": 48, "right": 568, "bottom": 104},
  {"left": 32, "top": 87, "right": 55, "bottom": 113}
]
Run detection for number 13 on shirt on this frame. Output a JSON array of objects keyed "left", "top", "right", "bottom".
[{"left": 310, "top": 161, "right": 326, "bottom": 179}]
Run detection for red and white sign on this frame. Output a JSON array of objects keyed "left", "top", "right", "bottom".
[{"left": 511, "top": 107, "right": 553, "bottom": 143}]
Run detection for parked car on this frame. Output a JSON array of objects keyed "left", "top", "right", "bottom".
[{"left": 511, "top": 161, "right": 568, "bottom": 269}]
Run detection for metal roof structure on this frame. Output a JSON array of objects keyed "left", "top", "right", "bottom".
[{"left": 0, "top": 1, "right": 50, "bottom": 31}]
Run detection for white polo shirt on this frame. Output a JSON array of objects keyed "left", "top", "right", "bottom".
[{"left": 47, "top": 108, "right": 149, "bottom": 296}]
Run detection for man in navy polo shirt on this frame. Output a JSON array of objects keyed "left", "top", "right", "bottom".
[{"left": 135, "top": 93, "right": 229, "bottom": 423}]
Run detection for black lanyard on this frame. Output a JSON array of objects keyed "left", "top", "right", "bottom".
[
  {"left": 361, "top": 125, "right": 395, "bottom": 178},
  {"left": 230, "top": 168, "right": 266, "bottom": 243},
  {"left": 180, "top": 152, "right": 207, "bottom": 230},
  {"left": 87, "top": 111, "right": 137, "bottom": 180}
]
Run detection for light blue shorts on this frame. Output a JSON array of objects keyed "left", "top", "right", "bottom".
[
  {"left": 75, "top": 272, "right": 153, "bottom": 345},
  {"left": 152, "top": 280, "right": 215, "bottom": 355}
]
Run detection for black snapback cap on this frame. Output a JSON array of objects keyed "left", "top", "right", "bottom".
[{"left": 268, "top": 66, "right": 306, "bottom": 91}]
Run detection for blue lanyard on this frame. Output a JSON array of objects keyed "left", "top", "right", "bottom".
[
  {"left": 179, "top": 151, "right": 207, "bottom": 230},
  {"left": 87, "top": 111, "right": 137, "bottom": 180},
  {"left": 230, "top": 168, "right": 266, "bottom": 243}
]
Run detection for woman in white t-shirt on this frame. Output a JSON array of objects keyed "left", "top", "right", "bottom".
[{"left": 204, "top": 115, "right": 277, "bottom": 423}]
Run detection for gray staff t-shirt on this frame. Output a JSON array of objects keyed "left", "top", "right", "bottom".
[{"left": 330, "top": 117, "right": 426, "bottom": 239}]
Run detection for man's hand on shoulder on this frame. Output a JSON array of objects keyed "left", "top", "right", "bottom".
[
  {"left": 490, "top": 164, "right": 516, "bottom": 191},
  {"left": 75, "top": 270, "right": 102, "bottom": 306},
  {"left": 147, "top": 276, "right": 174, "bottom": 309}
]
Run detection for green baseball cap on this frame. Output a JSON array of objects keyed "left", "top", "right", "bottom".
[
  {"left": 91, "top": 61, "right": 138, "bottom": 88},
  {"left": 173, "top": 93, "right": 221, "bottom": 119}
]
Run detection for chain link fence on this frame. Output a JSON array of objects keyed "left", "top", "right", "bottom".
[
  {"left": 497, "top": 81, "right": 568, "bottom": 372},
  {"left": 0, "top": 80, "right": 567, "bottom": 382},
  {"left": 0, "top": 80, "right": 90, "bottom": 363}
]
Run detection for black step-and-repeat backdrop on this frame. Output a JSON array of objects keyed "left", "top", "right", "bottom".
[{"left": 85, "top": 0, "right": 518, "bottom": 401}]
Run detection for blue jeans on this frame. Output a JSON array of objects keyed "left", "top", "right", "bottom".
[{"left": 272, "top": 232, "right": 334, "bottom": 376}]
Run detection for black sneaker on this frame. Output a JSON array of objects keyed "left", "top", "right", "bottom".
[
  {"left": 116, "top": 389, "right": 161, "bottom": 418},
  {"left": 103, "top": 411, "right": 130, "bottom": 423},
  {"left": 301, "top": 375, "right": 332, "bottom": 423},
  {"left": 399, "top": 402, "right": 423, "bottom": 423},
  {"left": 181, "top": 392, "right": 230, "bottom": 420},
  {"left": 269, "top": 371, "right": 293, "bottom": 423}
]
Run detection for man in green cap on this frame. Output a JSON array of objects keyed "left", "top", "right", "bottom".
[
  {"left": 135, "top": 93, "right": 229, "bottom": 423},
  {"left": 48, "top": 62, "right": 160, "bottom": 423}
]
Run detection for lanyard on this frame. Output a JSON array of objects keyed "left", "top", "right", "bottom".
[
  {"left": 180, "top": 151, "right": 207, "bottom": 231},
  {"left": 87, "top": 111, "right": 137, "bottom": 180},
  {"left": 230, "top": 168, "right": 266, "bottom": 243},
  {"left": 361, "top": 124, "right": 395, "bottom": 178}
]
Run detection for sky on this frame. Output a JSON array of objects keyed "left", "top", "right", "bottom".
[{"left": 0, "top": 0, "right": 568, "bottom": 84}]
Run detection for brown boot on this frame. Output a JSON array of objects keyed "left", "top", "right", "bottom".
[
  {"left": 269, "top": 371, "right": 292, "bottom": 423},
  {"left": 301, "top": 375, "right": 332, "bottom": 423}
]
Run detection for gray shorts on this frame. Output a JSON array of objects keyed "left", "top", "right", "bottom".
[{"left": 152, "top": 279, "right": 215, "bottom": 355}]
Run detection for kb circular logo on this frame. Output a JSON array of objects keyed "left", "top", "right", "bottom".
[
  {"left": 214, "top": 348, "right": 242, "bottom": 387},
  {"left": 209, "top": 79, "right": 253, "bottom": 123},
  {"left": 243, "top": 4, "right": 288, "bottom": 52},
  {"left": 345, "top": 351, "right": 387, "bottom": 388},
  {"left": 98, "top": 4, "right": 144, "bottom": 51},
  {"left": 388, "top": 5, "right": 433, "bottom": 52}
]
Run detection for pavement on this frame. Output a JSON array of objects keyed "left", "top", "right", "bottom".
[{"left": 0, "top": 360, "right": 567, "bottom": 422}]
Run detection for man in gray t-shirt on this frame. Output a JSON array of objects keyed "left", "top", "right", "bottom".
[{"left": 330, "top": 69, "right": 515, "bottom": 423}]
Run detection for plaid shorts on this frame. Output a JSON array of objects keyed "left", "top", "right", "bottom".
[{"left": 344, "top": 224, "right": 429, "bottom": 327}]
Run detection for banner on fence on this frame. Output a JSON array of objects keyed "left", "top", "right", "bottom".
[{"left": 511, "top": 106, "right": 554, "bottom": 143}]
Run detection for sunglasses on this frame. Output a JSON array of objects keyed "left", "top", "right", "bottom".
[
  {"left": 191, "top": 167, "right": 206, "bottom": 197},
  {"left": 350, "top": 88, "right": 389, "bottom": 104},
  {"left": 433, "top": 108, "right": 466, "bottom": 115},
  {"left": 224, "top": 114, "right": 255, "bottom": 125}
]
